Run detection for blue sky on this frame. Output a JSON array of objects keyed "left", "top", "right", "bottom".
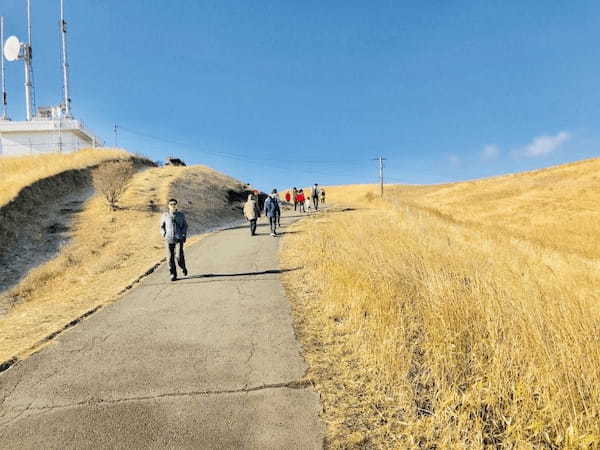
[{"left": 2, "top": 1, "right": 600, "bottom": 190}]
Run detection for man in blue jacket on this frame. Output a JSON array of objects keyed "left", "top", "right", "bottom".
[
  {"left": 160, "top": 198, "right": 189, "bottom": 281},
  {"left": 264, "top": 189, "right": 281, "bottom": 237}
]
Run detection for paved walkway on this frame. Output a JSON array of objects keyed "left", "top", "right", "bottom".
[{"left": 0, "top": 215, "right": 323, "bottom": 449}]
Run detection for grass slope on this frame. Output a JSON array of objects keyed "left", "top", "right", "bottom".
[{"left": 281, "top": 158, "right": 600, "bottom": 448}]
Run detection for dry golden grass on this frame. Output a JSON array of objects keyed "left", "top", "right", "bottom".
[
  {"left": 281, "top": 158, "right": 600, "bottom": 448},
  {"left": 0, "top": 163, "right": 245, "bottom": 363},
  {"left": 0, "top": 148, "right": 132, "bottom": 207}
]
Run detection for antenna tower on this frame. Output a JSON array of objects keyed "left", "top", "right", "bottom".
[
  {"left": 60, "top": 0, "right": 71, "bottom": 117},
  {"left": 1, "top": 16, "right": 8, "bottom": 120},
  {"left": 23, "top": 0, "right": 34, "bottom": 120}
]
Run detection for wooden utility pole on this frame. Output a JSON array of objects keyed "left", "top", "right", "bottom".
[{"left": 373, "top": 156, "right": 386, "bottom": 197}]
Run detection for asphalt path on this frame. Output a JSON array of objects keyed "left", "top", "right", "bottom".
[{"left": 0, "top": 214, "right": 323, "bottom": 449}]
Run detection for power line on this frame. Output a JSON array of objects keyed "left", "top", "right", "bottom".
[{"left": 117, "top": 124, "right": 367, "bottom": 166}]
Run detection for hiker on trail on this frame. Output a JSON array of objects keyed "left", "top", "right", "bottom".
[
  {"left": 285, "top": 191, "right": 291, "bottom": 203},
  {"left": 264, "top": 189, "right": 281, "bottom": 236},
  {"left": 321, "top": 188, "right": 326, "bottom": 205},
  {"left": 297, "top": 189, "right": 305, "bottom": 213},
  {"left": 253, "top": 190, "right": 261, "bottom": 210},
  {"left": 311, "top": 183, "right": 320, "bottom": 211},
  {"left": 243, "top": 193, "right": 261, "bottom": 236},
  {"left": 160, "top": 198, "right": 188, "bottom": 282},
  {"left": 274, "top": 191, "right": 282, "bottom": 227},
  {"left": 292, "top": 187, "right": 298, "bottom": 211}
]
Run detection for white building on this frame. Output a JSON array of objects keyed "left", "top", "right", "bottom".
[
  {"left": 0, "top": 107, "right": 104, "bottom": 156},
  {"left": 1, "top": 2, "right": 105, "bottom": 157}
]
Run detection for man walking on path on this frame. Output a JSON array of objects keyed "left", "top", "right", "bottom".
[
  {"left": 311, "top": 183, "right": 320, "bottom": 211},
  {"left": 160, "top": 198, "right": 188, "bottom": 281},
  {"left": 264, "top": 189, "right": 281, "bottom": 236},
  {"left": 243, "top": 193, "right": 261, "bottom": 236},
  {"left": 321, "top": 188, "right": 326, "bottom": 205}
]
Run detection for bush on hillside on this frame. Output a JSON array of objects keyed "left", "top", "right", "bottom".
[{"left": 92, "top": 161, "right": 135, "bottom": 210}]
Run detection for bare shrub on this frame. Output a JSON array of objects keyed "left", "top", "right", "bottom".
[
  {"left": 92, "top": 161, "right": 135, "bottom": 210},
  {"left": 364, "top": 191, "right": 376, "bottom": 202}
]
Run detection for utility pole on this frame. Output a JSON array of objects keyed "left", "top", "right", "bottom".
[
  {"left": 372, "top": 156, "right": 386, "bottom": 197},
  {"left": 113, "top": 124, "right": 118, "bottom": 147}
]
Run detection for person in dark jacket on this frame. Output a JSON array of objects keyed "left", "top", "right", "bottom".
[
  {"left": 264, "top": 189, "right": 281, "bottom": 236},
  {"left": 160, "top": 198, "right": 188, "bottom": 281}
]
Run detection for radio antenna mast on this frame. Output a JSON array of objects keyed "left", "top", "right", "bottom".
[
  {"left": 23, "top": 0, "right": 34, "bottom": 120},
  {"left": 1, "top": 16, "right": 8, "bottom": 120},
  {"left": 60, "top": 0, "right": 71, "bottom": 117}
]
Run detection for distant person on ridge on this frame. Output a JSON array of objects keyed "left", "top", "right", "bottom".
[
  {"left": 264, "top": 189, "right": 281, "bottom": 236},
  {"left": 160, "top": 198, "right": 188, "bottom": 282},
  {"left": 292, "top": 187, "right": 298, "bottom": 211},
  {"left": 297, "top": 189, "right": 305, "bottom": 213},
  {"left": 311, "top": 183, "right": 320, "bottom": 211},
  {"left": 321, "top": 188, "right": 326, "bottom": 205},
  {"left": 243, "top": 193, "right": 261, "bottom": 236},
  {"left": 274, "top": 190, "right": 282, "bottom": 227}
]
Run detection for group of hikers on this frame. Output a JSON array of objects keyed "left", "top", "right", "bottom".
[
  {"left": 160, "top": 184, "right": 325, "bottom": 281},
  {"left": 284, "top": 185, "right": 325, "bottom": 212}
]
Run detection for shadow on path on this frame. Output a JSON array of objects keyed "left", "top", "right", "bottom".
[{"left": 189, "top": 268, "right": 301, "bottom": 279}]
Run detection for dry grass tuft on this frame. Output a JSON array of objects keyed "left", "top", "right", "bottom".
[{"left": 282, "top": 158, "right": 600, "bottom": 448}]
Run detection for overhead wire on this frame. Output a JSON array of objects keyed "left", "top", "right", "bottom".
[{"left": 117, "top": 125, "right": 367, "bottom": 167}]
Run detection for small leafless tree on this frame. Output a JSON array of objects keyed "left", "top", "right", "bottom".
[{"left": 92, "top": 161, "right": 135, "bottom": 210}]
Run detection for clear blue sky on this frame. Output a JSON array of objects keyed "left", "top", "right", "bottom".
[{"left": 3, "top": 1, "right": 600, "bottom": 190}]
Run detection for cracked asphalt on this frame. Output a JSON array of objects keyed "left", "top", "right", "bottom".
[{"left": 0, "top": 215, "right": 323, "bottom": 449}]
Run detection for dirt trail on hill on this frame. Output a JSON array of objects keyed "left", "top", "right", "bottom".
[{"left": 0, "top": 214, "right": 324, "bottom": 449}]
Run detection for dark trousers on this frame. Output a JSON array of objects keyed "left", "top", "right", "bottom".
[
  {"left": 312, "top": 196, "right": 319, "bottom": 210},
  {"left": 293, "top": 201, "right": 297, "bottom": 211},
  {"left": 269, "top": 216, "right": 277, "bottom": 234},
  {"left": 299, "top": 202, "right": 305, "bottom": 213},
  {"left": 249, "top": 219, "right": 257, "bottom": 235},
  {"left": 167, "top": 241, "right": 186, "bottom": 276},
  {"left": 276, "top": 211, "right": 281, "bottom": 226}
]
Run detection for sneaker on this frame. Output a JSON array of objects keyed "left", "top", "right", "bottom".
[
  {"left": 182, "top": 268, "right": 188, "bottom": 277},
  {"left": 170, "top": 274, "right": 177, "bottom": 282},
  {"left": 270, "top": 232, "right": 275, "bottom": 237}
]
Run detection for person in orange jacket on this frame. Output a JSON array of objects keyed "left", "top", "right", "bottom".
[{"left": 285, "top": 191, "right": 291, "bottom": 202}]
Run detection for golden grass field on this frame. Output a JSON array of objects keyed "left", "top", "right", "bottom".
[
  {"left": 0, "top": 155, "right": 246, "bottom": 364},
  {"left": 281, "top": 158, "right": 600, "bottom": 448}
]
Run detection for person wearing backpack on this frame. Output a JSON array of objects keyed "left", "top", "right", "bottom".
[
  {"left": 243, "top": 193, "right": 261, "bottom": 236},
  {"left": 311, "top": 183, "right": 320, "bottom": 211},
  {"left": 264, "top": 189, "right": 281, "bottom": 236}
]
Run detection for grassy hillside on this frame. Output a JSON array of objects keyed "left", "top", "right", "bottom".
[
  {"left": 281, "top": 158, "right": 600, "bottom": 448},
  {"left": 0, "top": 148, "right": 134, "bottom": 207},
  {"left": 0, "top": 158, "right": 250, "bottom": 364}
]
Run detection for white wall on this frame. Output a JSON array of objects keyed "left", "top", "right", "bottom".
[{"left": 0, "top": 130, "right": 94, "bottom": 156}]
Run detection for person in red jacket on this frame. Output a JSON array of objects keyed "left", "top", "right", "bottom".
[
  {"left": 296, "top": 189, "right": 306, "bottom": 212},
  {"left": 285, "top": 191, "right": 291, "bottom": 202}
]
